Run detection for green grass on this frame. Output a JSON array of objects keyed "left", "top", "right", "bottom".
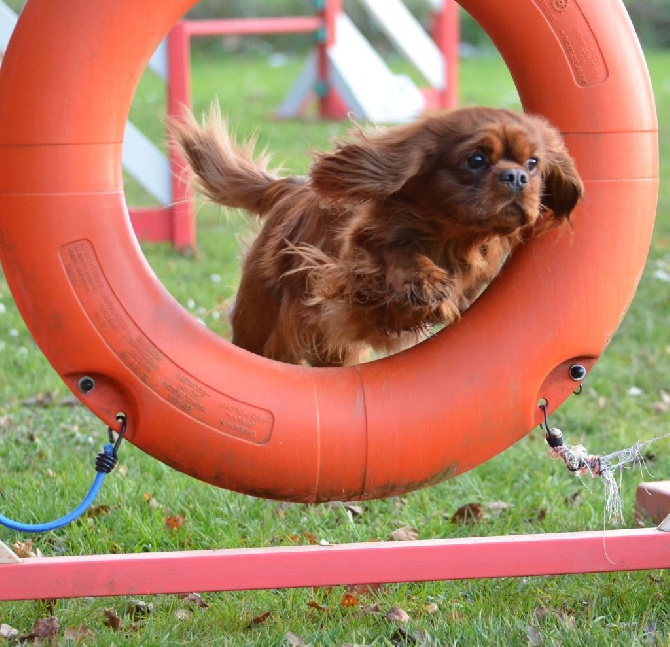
[{"left": 1, "top": 48, "right": 669, "bottom": 645}]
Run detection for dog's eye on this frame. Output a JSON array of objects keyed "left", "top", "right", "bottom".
[
  {"left": 466, "top": 153, "right": 487, "bottom": 170},
  {"left": 526, "top": 157, "right": 539, "bottom": 173}
]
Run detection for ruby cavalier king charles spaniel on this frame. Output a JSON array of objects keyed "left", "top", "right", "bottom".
[{"left": 171, "top": 106, "right": 583, "bottom": 367}]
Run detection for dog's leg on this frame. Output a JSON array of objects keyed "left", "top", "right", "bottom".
[{"left": 229, "top": 273, "right": 281, "bottom": 359}]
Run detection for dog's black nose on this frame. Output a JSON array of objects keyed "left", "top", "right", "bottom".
[{"left": 499, "top": 168, "right": 529, "bottom": 193}]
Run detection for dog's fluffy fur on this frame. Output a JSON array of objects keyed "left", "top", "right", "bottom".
[{"left": 171, "top": 105, "right": 583, "bottom": 367}]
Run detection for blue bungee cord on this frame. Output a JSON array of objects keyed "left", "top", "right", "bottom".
[{"left": 0, "top": 415, "right": 126, "bottom": 534}]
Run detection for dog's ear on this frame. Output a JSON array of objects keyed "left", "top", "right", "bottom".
[
  {"left": 309, "top": 119, "right": 443, "bottom": 203},
  {"left": 539, "top": 122, "right": 584, "bottom": 223}
]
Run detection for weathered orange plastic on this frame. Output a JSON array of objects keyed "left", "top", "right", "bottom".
[{"left": 0, "top": 0, "right": 658, "bottom": 502}]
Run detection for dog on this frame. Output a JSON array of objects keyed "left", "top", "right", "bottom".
[{"left": 171, "top": 105, "right": 583, "bottom": 367}]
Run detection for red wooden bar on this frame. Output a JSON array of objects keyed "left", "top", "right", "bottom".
[
  {"left": 182, "top": 17, "right": 324, "bottom": 37},
  {"left": 2, "top": 528, "right": 668, "bottom": 601}
]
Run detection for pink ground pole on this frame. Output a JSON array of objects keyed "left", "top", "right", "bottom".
[{"left": 2, "top": 528, "right": 668, "bottom": 600}]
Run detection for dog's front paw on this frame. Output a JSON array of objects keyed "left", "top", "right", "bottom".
[
  {"left": 387, "top": 265, "right": 453, "bottom": 307},
  {"left": 408, "top": 268, "right": 454, "bottom": 307}
]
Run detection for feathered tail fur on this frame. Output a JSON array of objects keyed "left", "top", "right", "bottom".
[{"left": 169, "top": 104, "right": 286, "bottom": 216}]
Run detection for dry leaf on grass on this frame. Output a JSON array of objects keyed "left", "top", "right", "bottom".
[
  {"left": 0, "top": 623, "right": 19, "bottom": 639},
  {"left": 424, "top": 602, "right": 439, "bottom": 614},
  {"left": 450, "top": 502, "right": 484, "bottom": 524},
  {"left": 385, "top": 606, "right": 410, "bottom": 624},
  {"left": 85, "top": 504, "right": 112, "bottom": 519},
  {"left": 340, "top": 592, "right": 360, "bottom": 608},
  {"left": 284, "top": 631, "right": 310, "bottom": 646},
  {"left": 527, "top": 625, "right": 542, "bottom": 647},
  {"left": 388, "top": 526, "right": 418, "bottom": 541},
  {"left": 63, "top": 625, "right": 96, "bottom": 642},
  {"left": 164, "top": 514, "right": 186, "bottom": 531},
  {"left": 103, "top": 609, "right": 122, "bottom": 631},
  {"left": 245, "top": 611, "right": 271, "bottom": 629},
  {"left": 126, "top": 600, "right": 153, "bottom": 622},
  {"left": 142, "top": 493, "right": 162, "bottom": 509},
  {"left": 652, "top": 389, "right": 670, "bottom": 413},
  {"left": 390, "top": 627, "right": 430, "bottom": 645},
  {"left": 20, "top": 617, "right": 60, "bottom": 643},
  {"left": 178, "top": 592, "right": 209, "bottom": 608},
  {"left": 12, "top": 539, "right": 42, "bottom": 558},
  {"left": 346, "top": 583, "right": 384, "bottom": 596},
  {"left": 340, "top": 501, "right": 364, "bottom": 517},
  {"left": 360, "top": 602, "right": 381, "bottom": 615}
]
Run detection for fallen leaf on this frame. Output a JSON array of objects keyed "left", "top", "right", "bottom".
[
  {"left": 307, "top": 601, "right": 328, "bottom": 612},
  {"left": 63, "top": 625, "right": 96, "bottom": 642},
  {"left": 164, "top": 514, "right": 186, "bottom": 531},
  {"left": 385, "top": 606, "right": 410, "bottom": 624},
  {"left": 340, "top": 592, "right": 360, "bottom": 608},
  {"left": 12, "top": 539, "right": 42, "bottom": 558},
  {"left": 424, "top": 602, "right": 439, "bottom": 614},
  {"left": 311, "top": 585, "right": 333, "bottom": 595},
  {"left": 246, "top": 611, "right": 271, "bottom": 628},
  {"left": 126, "top": 600, "right": 153, "bottom": 622},
  {"left": 142, "top": 492, "right": 162, "bottom": 509},
  {"left": 85, "top": 504, "right": 112, "bottom": 519},
  {"left": 341, "top": 502, "right": 364, "bottom": 517},
  {"left": 284, "top": 631, "right": 309, "bottom": 646},
  {"left": 346, "top": 583, "right": 384, "bottom": 596},
  {"left": 360, "top": 603, "right": 382, "bottom": 615},
  {"left": 643, "top": 620, "right": 659, "bottom": 645},
  {"left": 178, "top": 592, "right": 209, "bottom": 608},
  {"left": 527, "top": 625, "right": 542, "bottom": 646},
  {"left": 103, "top": 609, "right": 121, "bottom": 631},
  {"left": 22, "top": 391, "right": 59, "bottom": 407},
  {"left": 652, "top": 399, "right": 670, "bottom": 414},
  {"left": 451, "top": 502, "right": 484, "bottom": 524},
  {"left": 302, "top": 531, "right": 319, "bottom": 545},
  {"left": 486, "top": 501, "right": 514, "bottom": 514},
  {"left": 390, "top": 627, "right": 430, "bottom": 645},
  {"left": 533, "top": 606, "right": 549, "bottom": 622},
  {"left": 392, "top": 497, "right": 407, "bottom": 509},
  {"left": 388, "top": 526, "right": 418, "bottom": 541},
  {"left": 0, "top": 624, "right": 19, "bottom": 639},
  {"left": 556, "top": 608, "right": 576, "bottom": 629},
  {"left": 21, "top": 617, "right": 60, "bottom": 643}
]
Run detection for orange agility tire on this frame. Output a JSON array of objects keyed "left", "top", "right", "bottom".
[{"left": 0, "top": 0, "right": 658, "bottom": 502}]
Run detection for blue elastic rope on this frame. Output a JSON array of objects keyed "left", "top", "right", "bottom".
[{"left": 0, "top": 442, "right": 115, "bottom": 534}]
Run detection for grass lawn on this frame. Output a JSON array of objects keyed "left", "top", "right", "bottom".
[{"left": 0, "top": 40, "right": 669, "bottom": 645}]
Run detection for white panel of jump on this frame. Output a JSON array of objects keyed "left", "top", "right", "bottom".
[
  {"left": 122, "top": 121, "right": 172, "bottom": 205},
  {"left": 277, "top": 14, "right": 424, "bottom": 123},
  {"left": 329, "top": 14, "right": 424, "bottom": 122},
  {"left": 0, "top": 541, "right": 20, "bottom": 564},
  {"left": 148, "top": 40, "right": 168, "bottom": 80},
  {"left": 356, "top": 0, "right": 445, "bottom": 89},
  {"left": 122, "top": 40, "right": 172, "bottom": 205},
  {"left": 0, "top": 1, "right": 18, "bottom": 54}
]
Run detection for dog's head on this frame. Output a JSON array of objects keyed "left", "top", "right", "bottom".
[{"left": 310, "top": 107, "right": 584, "bottom": 238}]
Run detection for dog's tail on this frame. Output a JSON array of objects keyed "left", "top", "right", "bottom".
[{"left": 169, "top": 103, "right": 288, "bottom": 217}]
